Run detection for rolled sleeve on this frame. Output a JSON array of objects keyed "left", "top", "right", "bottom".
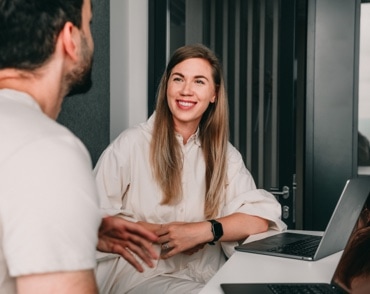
[
  {"left": 222, "top": 189, "right": 286, "bottom": 231},
  {"left": 220, "top": 144, "right": 287, "bottom": 257}
]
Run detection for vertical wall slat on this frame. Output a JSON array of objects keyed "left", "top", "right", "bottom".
[
  {"left": 185, "top": 0, "right": 204, "bottom": 44},
  {"left": 258, "top": 0, "right": 266, "bottom": 187},
  {"left": 222, "top": 1, "right": 228, "bottom": 83},
  {"left": 271, "top": 0, "right": 280, "bottom": 187},
  {"left": 234, "top": 0, "right": 241, "bottom": 148},
  {"left": 246, "top": 0, "right": 253, "bottom": 170}
]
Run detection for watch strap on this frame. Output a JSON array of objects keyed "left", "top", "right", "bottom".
[{"left": 207, "top": 219, "right": 223, "bottom": 245}]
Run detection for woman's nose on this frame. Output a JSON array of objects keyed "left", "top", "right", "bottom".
[{"left": 180, "top": 81, "right": 193, "bottom": 95}]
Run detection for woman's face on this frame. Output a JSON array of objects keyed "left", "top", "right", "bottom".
[{"left": 166, "top": 58, "right": 216, "bottom": 134}]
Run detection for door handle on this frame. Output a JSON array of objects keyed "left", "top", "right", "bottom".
[{"left": 270, "top": 186, "right": 290, "bottom": 199}]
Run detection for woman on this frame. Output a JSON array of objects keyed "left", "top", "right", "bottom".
[{"left": 94, "top": 44, "right": 286, "bottom": 294}]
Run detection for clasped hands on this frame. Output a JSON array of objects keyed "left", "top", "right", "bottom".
[{"left": 97, "top": 217, "right": 210, "bottom": 272}]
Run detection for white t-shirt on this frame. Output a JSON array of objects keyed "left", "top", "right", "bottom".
[
  {"left": 94, "top": 113, "right": 287, "bottom": 293},
  {"left": 0, "top": 89, "right": 101, "bottom": 293}
]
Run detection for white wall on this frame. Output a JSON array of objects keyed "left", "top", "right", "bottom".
[
  {"left": 110, "top": 0, "right": 148, "bottom": 142},
  {"left": 359, "top": 4, "right": 370, "bottom": 139}
]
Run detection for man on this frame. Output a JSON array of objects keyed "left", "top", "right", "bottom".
[{"left": 0, "top": 0, "right": 157, "bottom": 293}]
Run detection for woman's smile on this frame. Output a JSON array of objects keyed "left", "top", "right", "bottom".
[{"left": 177, "top": 99, "right": 197, "bottom": 109}]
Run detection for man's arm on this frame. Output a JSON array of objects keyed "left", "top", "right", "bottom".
[{"left": 17, "top": 270, "right": 98, "bottom": 294}]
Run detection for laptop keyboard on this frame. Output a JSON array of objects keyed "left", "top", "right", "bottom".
[
  {"left": 266, "top": 236, "right": 321, "bottom": 256},
  {"left": 268, "top": 284, "right": 334, "bottom": 294}
]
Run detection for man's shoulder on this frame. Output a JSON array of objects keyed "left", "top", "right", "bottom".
[{"left": 1, "top": 109, "right": 88, "bottom": 164}]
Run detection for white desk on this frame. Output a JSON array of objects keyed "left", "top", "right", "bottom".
[{"left": 200, "top": 230, "right": 342, "bottom": 294}]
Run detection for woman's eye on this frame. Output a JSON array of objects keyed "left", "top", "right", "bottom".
[
  {"left": 173, "top": 77, "right": 182, "bottom": 82},
  {"left": 195, "top": 80, "right": 205, "bottom": 85}
]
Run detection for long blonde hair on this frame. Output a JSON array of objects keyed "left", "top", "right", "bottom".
[{"left": 150, "top": 44, "right": 229, "bottom": 218}]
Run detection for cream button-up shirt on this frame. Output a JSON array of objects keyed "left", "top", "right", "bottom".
[{"left": 94, "top": 114, "right": 286, "bottom": 293}]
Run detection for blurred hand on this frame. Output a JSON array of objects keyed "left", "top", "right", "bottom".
[{"left": 97, "top": 216, "right": 159, "bottom": 272}]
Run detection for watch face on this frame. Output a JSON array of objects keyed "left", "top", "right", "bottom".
[{"left": 211, "top": 220, "right": 223, "bottom": 241}]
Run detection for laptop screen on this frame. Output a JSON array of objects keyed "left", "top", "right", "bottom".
[{"left": 331, "top": 193, "right": 370, "bottom": 293}]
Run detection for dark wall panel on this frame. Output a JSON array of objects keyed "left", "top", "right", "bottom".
[{"left": 305, "top": 0, "right": 360, "bottom": 230}]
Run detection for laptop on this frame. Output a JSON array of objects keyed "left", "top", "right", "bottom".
[
  {"left": 221, "top": 190, "right": 370, "bottom": 294},
  {"left": 235, "top": 177, "right": 370, "bottom": 261}
]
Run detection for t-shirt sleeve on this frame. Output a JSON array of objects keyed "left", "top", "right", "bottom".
[{"left": 1, "top": 135, "right": 101, "bottom": 277}]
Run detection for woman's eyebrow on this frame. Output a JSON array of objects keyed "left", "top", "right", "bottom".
[
  {"left": 171, "top": 72, "right": 184, "bottom": 77},
  {"left": 194, "top": 75, "right": 208, "bottom": 80},
  {"left": 171, "top": 72, "right": 209, "bottom": 81}
]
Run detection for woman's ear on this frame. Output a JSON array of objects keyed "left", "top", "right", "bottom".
[
  {"left": 210, "top": 92, "right": 217, "bottom": 103},
  {"left": 58, "top": 21, "right": 79, "bottom": 62},
  {"left": 211, "top": 86, "right": 219, "bottom": 103}
]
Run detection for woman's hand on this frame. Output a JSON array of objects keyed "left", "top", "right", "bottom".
[{"left": 156, "top": 222, "right": 213, "bottom": 259}]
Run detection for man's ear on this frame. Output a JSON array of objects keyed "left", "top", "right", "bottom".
[{"left": 58, "top": 21, "right": 79, "bottom": 62}]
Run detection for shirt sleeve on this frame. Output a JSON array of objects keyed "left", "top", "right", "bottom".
[
  {"left": 220, "top": 144, "right": 287, "bottom": 257},
  {"left": 93, "top": 133, "right": 138, "bottom": 223},
  {"left": 1, "top": 135, "right": 101, "bottom": 277}
]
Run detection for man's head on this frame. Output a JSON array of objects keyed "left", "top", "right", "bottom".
[{"left": 0, "top": 0, "right": 94, "bottom": 94}]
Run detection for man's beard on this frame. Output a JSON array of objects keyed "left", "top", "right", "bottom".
[{"left": 66, "top": 34, "right": 93, "bottom": 96}]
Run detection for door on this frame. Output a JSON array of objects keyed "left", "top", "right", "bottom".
[{"left": 267, "top": 0, "right": 307, "bottom": 229}]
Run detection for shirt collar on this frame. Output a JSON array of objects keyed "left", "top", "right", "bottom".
[
  {"left": 148, "top": 112, "right": 201, "bottom": 146},
  {"left": 0, "top": 88, "right": 41, "bottom": 112},
  {"left": 175, "top": 127, "right": 201, "bottom": 146}
]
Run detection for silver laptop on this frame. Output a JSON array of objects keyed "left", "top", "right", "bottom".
[
  {"left": 221, "top": 188, "right": 370, "bottom": 293},
  {"left": 235, "top": 177, "right": 370, "bottom": 261}
]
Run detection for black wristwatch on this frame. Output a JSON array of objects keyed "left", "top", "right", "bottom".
[{"left": 207, "top": 219, "right": 223, "bottom": 245}]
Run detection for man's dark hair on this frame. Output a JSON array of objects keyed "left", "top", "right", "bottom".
[{"left": 0, "top": 0, "right": 84, "bottom": 70}]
